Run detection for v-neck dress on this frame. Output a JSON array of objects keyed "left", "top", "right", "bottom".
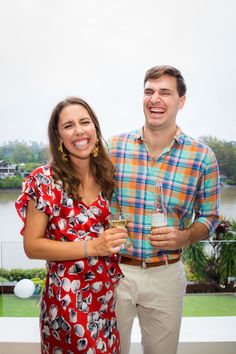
[{"left": 15, "top": 165, "right": 123, "bottom": 354}]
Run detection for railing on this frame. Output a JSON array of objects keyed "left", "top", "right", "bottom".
[
  {"left": 0, "top": 240, "right": 236, "bottom": 354},
  {"left": 1, "top": 240, "right": 236, "bottom": 316}
]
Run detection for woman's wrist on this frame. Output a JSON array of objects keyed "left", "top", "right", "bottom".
[
  {"left": 84, "top": 239, "right": 96, "bottom": 257},
  {"left": 84, "top": 239, "right": 89, "bottom": 258}
]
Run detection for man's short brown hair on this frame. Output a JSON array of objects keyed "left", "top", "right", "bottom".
[{"left": 144, "top": 65, "right": 187, "bottom": 97}]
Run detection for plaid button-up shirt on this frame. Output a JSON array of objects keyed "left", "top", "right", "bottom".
[{"left": 108, "top": 127, "right": 220, "bottom": 263}]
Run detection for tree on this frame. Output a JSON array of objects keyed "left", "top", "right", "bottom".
[
  {"left": 200, "top": 136, "right": 236, "bottom": 184},
  {"left": 12, "top": 143, "right": 35, "bottom": 163},
  {"left": 37, "top": 145, "right": 49, "bottom": 163},
  {"left": 0, "top": 140, "right": 48, "bottom": 164}
]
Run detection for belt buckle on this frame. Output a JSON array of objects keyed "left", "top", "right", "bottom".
[{"left": 141, "top": 261, "right": 147, "bottom": 268}]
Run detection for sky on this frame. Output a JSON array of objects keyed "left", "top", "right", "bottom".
[{"left": 0, "top": 0, "right": 235, "bottom": 145}]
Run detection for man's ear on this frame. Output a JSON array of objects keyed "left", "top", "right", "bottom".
[{"left": 178, "top": 95, "right": 186, "bottom": 110}]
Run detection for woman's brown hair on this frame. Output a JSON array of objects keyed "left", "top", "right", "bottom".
[{"left": 48, "top": 96, "right": 115, "bottom": 201}]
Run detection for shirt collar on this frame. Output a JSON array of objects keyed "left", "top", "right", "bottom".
[
  {"left": 173, "top": 126, "right": 185, "bottom": 145},
  {"left": 134, "top": 128, "right": 144, "bottom": 142},
  {"left": 134, "top": 126, "right": 185, "bottom": 146}
]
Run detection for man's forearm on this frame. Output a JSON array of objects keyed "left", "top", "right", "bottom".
[{"left": 182, "top": 222, "right": 210, "bottom": 248}]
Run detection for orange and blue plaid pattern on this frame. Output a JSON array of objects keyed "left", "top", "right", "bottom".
[{"left": 108, "top": 127, "right": 220, "bottom": 263}]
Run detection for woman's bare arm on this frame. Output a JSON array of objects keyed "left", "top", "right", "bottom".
[{"left": 24, "top": 199, "right": 127, "bottom": 261}]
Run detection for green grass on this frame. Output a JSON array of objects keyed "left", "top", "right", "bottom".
[
  {"left": 0, "top": 294, "right": 40, "bottom": 317},
  {"left": 183, "top": 294, "right": 236, "bottom": 317},
  {"left": 0, "top": 294, "right": 236, "bottom": 317}
]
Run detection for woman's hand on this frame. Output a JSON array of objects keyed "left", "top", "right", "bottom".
[{"left": 88, "top": 227, "right": 129, "bottom": 256}]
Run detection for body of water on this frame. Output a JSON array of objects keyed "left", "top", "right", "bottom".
[{"left": 0, "top": 186, "right": 236, "bottom": 269}]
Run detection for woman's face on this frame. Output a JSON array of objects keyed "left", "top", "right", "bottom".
[{"left": 57, "top": 104, "right": 97, "bottom": 163}]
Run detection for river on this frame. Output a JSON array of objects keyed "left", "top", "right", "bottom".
[{"left": 0, "top": 186, "right": 236, "bottom": 269}]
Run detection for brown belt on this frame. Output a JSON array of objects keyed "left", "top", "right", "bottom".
[{"left": 120, "top": 255, "right": 181, "bottom": 268}]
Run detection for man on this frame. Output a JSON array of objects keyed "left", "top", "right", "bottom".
[{"left": 108, "top": 65, "right": 220, "bottom": 354}]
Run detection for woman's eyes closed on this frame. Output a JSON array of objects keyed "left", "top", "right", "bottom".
[
  {"left": 63, "top": 120, "right": 91, "bottom": 129},
  {"left": 81, "top": 119, "right": 91, "bottom": 125}
]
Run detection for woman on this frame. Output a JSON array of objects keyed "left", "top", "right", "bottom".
[{"left": 15, "top": 97, "right": 128, "bottom": 354}]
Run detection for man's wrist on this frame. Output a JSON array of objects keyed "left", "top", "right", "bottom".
[
  {"left": 181, "top": 222, "right": 210, "bottom": 248},
  {"left": 181, "top": 229, "right": 192, "bottom": 248}
]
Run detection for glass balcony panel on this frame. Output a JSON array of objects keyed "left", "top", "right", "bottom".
[
  {"left": 0, "top": 240, "right": 235, "bottom": 318},
  {"left": 0, "top": 241, "right": 45, "bottom": 317}
]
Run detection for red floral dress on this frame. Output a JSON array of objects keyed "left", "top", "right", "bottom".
[{"left": 15, "top": 165, "right": 123, "bottom": 354}]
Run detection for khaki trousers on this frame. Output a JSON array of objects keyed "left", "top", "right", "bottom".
[{"left": 115, "top": 260, "right": 187, "bottom": 354}]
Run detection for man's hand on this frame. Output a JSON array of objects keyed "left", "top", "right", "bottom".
[
  {"left": 150, "top": 226, "right": 188, "bottom": 250},
  {"left": 149, "top": 222, "right": 209, "bottom": 250}
]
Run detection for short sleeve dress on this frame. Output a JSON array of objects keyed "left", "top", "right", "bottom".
[{"left": 15, "top": 165, "right": 123, "bottom": 354}]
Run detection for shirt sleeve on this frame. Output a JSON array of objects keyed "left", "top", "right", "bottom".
[
  {"left": 193, "top": 150, "right": 221, "bottom": 235},
  {"left": 15, "top": 166, "right": 53, "bottom": 236}
]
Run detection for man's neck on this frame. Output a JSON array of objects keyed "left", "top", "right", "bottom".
[{"left": 143, "top": 125, "right": 177, "bottom": 159}]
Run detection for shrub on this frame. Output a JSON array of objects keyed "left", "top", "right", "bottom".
[
  {"left": 0, "top": 268, "right": 46, "bottom": 282},
  {"left": 183, "top": 218, "right": 236, "bottom": 290}
]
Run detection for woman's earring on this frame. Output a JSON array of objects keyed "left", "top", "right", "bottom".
[
  {"left": 58, "top": 141, "right": 68, "bottom": 161},
  {"left": 92, "top": 140, "right": 99, "bottom": 157}
]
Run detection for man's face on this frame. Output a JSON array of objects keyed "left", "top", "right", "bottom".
[{"left": 143, "top": 75, "right": 186, "bottom": 131}]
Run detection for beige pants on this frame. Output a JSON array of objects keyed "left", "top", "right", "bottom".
[{"left": 115, "top": 261, "right": 187, "bottom": 354}]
